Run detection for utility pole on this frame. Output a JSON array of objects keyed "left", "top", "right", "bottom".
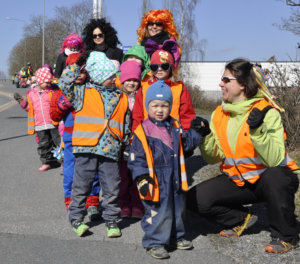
[
  {"left": 6, "top": 17, "right": 27, "bottom": 66},
  {"left": 93, "top": 0, "right": 102, "bottom": 19}
]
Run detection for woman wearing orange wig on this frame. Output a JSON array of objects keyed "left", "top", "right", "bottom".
[{"left": 137, "top": 9, "right": 179, "bottom": 46}]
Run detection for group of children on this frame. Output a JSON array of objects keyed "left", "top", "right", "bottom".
[{"left": 14, "top": 36, "right": 204, "bottom": 259}]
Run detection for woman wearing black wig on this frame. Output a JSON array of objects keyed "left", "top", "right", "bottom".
[{"left": 82, "top": 18, "right": 123, "bottom": 64}]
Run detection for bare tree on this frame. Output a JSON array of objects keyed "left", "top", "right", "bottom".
[
  {"left": 8, "top": 0, "right": 95, "bottom": 75},
  {"left": 163, "top": 0, "right": 206, "bottom": 62}
]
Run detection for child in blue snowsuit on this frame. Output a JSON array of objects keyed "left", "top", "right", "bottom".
[{"left": 128, "top": 80, "right": 203, "bottom": 259}]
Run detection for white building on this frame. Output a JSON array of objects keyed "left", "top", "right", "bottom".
[{"left": 180, "top": 61, "right": 300, "bottom": 100}]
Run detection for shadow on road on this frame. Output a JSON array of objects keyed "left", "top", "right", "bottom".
[{"left": 0, "top": 134, "right": 29, "bottom": 142}]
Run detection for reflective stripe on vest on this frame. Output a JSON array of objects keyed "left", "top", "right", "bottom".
[
  {"left": 142, "top": 81, "right": 182, "bottom": 121},
  {"left": 134, "top": 120, "right": 188, "bottom": 202},
  {"left": 72, "top": 88, "right": 128, "bottom": 146},
  {"left": 213, "top": 99, "right": 299, "bottom": 187}
]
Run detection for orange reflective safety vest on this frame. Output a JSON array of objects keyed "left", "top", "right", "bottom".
[
  {"left": 213, "top": 99, "right": 299, "bottom": 187},
  {"left": 134, "top": 119, "right": 188, "bottom": 202},
  {"left": 142, "top": 81, "right": 183, "bottom": 121},
  {"left": 27, "top": 91, "right": 59, "bottom": 135},
  {"left": 72, "top": 88, "right": 128, "bottom": 146}
]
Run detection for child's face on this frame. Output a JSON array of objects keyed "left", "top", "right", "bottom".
[
  {"left": 153, "top": 66, "right": 171, "bottom": 80},
  {"left": 123, "top": 79, "right": 140, "bottom": 94},
  {"left": 75, "top": 72, "right": 87, "bottom": 84},
  {"left": 148, "top": 100, "right": 170, "bottom": 121},
  {"left": 126, "top": 55, "right": 143, "bottom": 65},
  {"left": 39, "top": 82, "right": 51, "bottom": 90},
  {"left": 101, "top": 74, "right": 116, "bottom": 88}
]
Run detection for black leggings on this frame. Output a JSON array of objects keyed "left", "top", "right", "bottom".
[{"left": 187, "top": 167, "right": 299, "bottom": 241}]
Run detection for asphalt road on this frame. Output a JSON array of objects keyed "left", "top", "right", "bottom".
[{"left": 0, "top": 81, "right": 299, "bottom": 264}]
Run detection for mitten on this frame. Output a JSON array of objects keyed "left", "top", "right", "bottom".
[
  {"left": 13, "top": 93, "right": 23, "bottom": 102},
  {"left": 247, "top": 106, "right": 273, "bottom": 129},
  {"left": 190, "top": 116, "right": 211, "bottom": 137},
  {"left": 137, "top": 174, "right": 155, "bottom": 197}
]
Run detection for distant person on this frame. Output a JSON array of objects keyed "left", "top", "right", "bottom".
[
  {"left": 54, "top": 33, "right": 84, "bottom": 78},
  {"left": 59, "top": 51, "right": 130, "bottom": 238},
  {"left": 128, "top": 80, "right": 202, "bottom": 259},
  {"left": 13, "top": 66, "right": 61, "bottom": 171},
  {"left": 187, "top": 58, "right": 299, "bottom": 254},
  {"left": 81, "top": 18, "right": 123, "bottom": 64}
]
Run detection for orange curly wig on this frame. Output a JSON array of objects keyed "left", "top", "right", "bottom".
[{"left": 137, "top": 9, "right": 179, "bottom": 43}]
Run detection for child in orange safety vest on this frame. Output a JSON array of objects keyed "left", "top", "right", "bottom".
[
  {"left": 127, "top": 80, "right": 203, "bottom": 259},
  {"left": 59, "top": 51, "right": 130, "bottom": 238}
]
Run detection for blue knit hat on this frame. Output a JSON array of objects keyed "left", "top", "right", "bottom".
[
  {"left": 86, "top": 51, "right": 117, "bottom": 85},
  {"left": 145, "top": 80, "right": 173, "bottom": 112}
]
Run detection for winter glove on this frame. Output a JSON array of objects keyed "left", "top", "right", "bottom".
[
  {"left": 76, "top": 51, "right": 91, "bottom": 67},
  {"left": 247, "top": 106, "right": 273, "bottom": 129},
  {"left": 13, "top": 93, "right": 23, "bottom": 103},
  {"left": 190, "top": 116, "right": 211, "bottom": 137},
  {"left": 137, "top": 174, "right": 155, "bottom": 197}
]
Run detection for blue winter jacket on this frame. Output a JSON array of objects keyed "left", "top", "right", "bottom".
[{"left": 128, "top": 117, "right": 202, "bottom": 192}]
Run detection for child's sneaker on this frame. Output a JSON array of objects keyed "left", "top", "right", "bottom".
[
  {"left": 71, "top": 220, "right": 89, "bottom": 237},
  {"left": 175, "top": 239, "right": 193, "bottom": 250},
  {"left": 39, "top": 164, "right": 51, "bottom": 172},
  {"left": 146, "top": 247, "right": 170, "bottom": 259},
  {"left": 106, "top": 221, "right": 121, "bottom": 238},
  {"left": 131, "top": 207, "right": 144, "bottom": 219},
  {"left": 120, "top": 207, "right": 131, "bottom": 218},
  {"left": 87, "top": 206, "right": 102, "bottom": 222},
  {"left": 265, "top": 237, "right": 299, "bottom": 253}
]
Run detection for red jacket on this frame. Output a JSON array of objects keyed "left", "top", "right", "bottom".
[{"left": 132, "top": 78, "right": 195, "bottom": 131}]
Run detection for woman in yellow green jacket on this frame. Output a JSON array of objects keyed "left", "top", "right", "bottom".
[{"left": 187, "top": 58, "right": 299, "bottom": 254}]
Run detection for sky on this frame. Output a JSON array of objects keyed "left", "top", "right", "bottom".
[{"left": 0, "top": 0, "right": 299, "bottom": 76}]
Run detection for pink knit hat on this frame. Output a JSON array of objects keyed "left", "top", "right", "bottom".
[
  {"left": 35, "top": 67, "right": 54, "bottom": 85},
  {"left": 119, "top": 60, "right": 142, "bottom": 84}
]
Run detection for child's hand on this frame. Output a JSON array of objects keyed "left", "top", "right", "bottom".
[
  {"left": 13, "top": 93, "right": 23, "bottom": 103},
  {"left": 137, "top": 174, "right": 155, "bottom": 197}
]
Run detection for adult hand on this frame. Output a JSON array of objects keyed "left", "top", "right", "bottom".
[
  {"left": 247, "top": 106, "right": 273, "bottom": 129},
  {"left": 190, "top": 116, "right": 211, "bottom": 137},
  {"left": 137, "top": 174, "right": 155, "bottom": 197}
]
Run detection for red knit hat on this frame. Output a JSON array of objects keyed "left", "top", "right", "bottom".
[
  {"left": 35, "top": 67, "right": 54, "bottom": 85},
  {"left": 150, "top": 49, "right": 174, "bottom": 67}
]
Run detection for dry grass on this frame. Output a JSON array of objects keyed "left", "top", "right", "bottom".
[{"left": 289, "top": 149, "right": 300, "bottom": 219}]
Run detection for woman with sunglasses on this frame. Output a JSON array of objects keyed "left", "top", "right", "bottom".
[
  {"left": 187, "top": 58, "right": 299, "bottom": 254},
  {"left": 131, "top": 42, "right": 195, "bottom": 132},
  {"left": 82, "top": 18, "right": 123, "bottom": 64},
  {"left": 137, "top": 9, "right": 179, "bottom": 46}
]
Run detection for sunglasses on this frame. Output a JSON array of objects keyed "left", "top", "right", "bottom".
[
  {"left": 93, "top": 33, "right": 104, "bottom": 39},
  {"left": 148, "top": 21, "right": 163, "bottom": 27},
  {"left": 150, "top": 62, "right": 171, "bottom": 72},
  {"left": 221, "top": 76, "right": 237, "bottom": 83}
]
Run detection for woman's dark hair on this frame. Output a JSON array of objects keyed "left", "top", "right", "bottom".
[
  {"left": 225, "top": 58, "right": 259, "bottom": 98},
  {"left": 82, "top": 18, "right": 121, "bottom": 50}
]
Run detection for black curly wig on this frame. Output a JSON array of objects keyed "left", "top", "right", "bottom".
[{"left": 82, "top": 18, "right": 121, "bottom": 50}]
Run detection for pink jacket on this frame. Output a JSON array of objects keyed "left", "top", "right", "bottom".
[{"left": 20, "top": 86, "right": 55, "bottom": 128}]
